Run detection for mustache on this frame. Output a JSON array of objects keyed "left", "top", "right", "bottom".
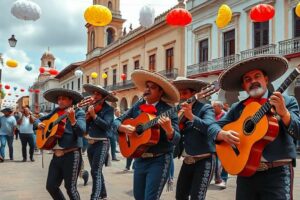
[
  {"left": 249, "top": 82, "right": 262, "bottom": 90},
  {"left": 143, "top": 92, "right": 150, "bottom": 97}
]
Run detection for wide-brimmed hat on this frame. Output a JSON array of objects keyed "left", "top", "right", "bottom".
[
  {"left": 83, "top": 84, "right": 118, "bottom": 102},
  {"left": 43, "top": 88, "right": 83, "bottom": 105},
  {"left": 219, "top": 55, "right": 288, "bottom": 91},
  {"left": 172, "top": 77, "right": 209, "bottom": 92},
  {"left": 131, "top": 70, "right": 180, "bottom": 103},
  {"left": 1, "top": 107, "right": 13, "bottom": 113}
]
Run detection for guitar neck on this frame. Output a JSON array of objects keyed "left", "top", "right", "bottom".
[
  {"left": 253, "top": 68, "right": 300, "bottom": 123},
  {"left": 53, "top": 104, "right": 80, "bottom": 126}
]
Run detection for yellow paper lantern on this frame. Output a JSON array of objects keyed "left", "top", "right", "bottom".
[
  {"left": 6, "top": 59, "right": 18, "bottom": 68},
  {"left": 102, "top": 73, "right": 108, "bottom": 79},
  {"left": 84, "top": 5, "right": 112, "bottom": 27},
  {"left": 296, "top": 2, "right": 300, "bottom": 17},
  {"left": 91, "top": 72, "right": 98, "bottom": 79},
  {"left": 216, "top": 4, "right": 232, "bottom": 28}
]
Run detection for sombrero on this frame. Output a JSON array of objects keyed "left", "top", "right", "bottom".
[
  {"left": 172, "top": 77, "right": 209, "bottom": 92},
  {"left": 43, "top": 88, "right": 83, "bottom": 105},
  {"left": 219, "top": 55, "right": 288, "bottom": 91},
  {"left": 83, "top": 84, "right": 118, "bottom": 102},
  {"left": 1, "top": 107, "right": 13, "bottom": 113},
  {"left": 131, "top": 69, "right": 180, "bottom": 103}
]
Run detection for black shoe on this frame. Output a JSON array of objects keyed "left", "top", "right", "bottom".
[
  {"left": 30, "top": 158, "right": 35, "bottom": 162},
  {"left": 82, "top": 170, "right": 89, "bottom": 186},
  {"left": 0, "top": 156, "right": 3, "bottom": 162},
  {"left": 112, "top": 158, "right": 120, "bottom": 161},
  {"left": 22, "top": 158, "right": 27, "bottom": 162}
]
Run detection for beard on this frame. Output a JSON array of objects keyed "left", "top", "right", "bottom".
[{"left": 249, "top": 87, "right": 265, "bottom": 98}]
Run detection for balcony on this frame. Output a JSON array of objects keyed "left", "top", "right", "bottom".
[
  {"left": 187, "top": 61, "right": 210, "bottom": 77},
  {"left": 157, "top": 68, "right": 178, "bottom": 79},
  {"left": 279, "top": 37, "right": 300, "bottom": 56},
  {"left": 240, "top": 44, "right": 276, "bottom": 60},
  {"left": 104, "top": 80, "right": 135, "bottom": 91}
]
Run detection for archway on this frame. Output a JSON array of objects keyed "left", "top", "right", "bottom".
[
  {"left": 120, "top": 97, "right": 128, "bottom": 113},
  {"left": 132, "top": 95, "right": 139, "bottom": 107}
]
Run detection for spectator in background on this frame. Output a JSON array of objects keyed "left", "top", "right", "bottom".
[
  {"left": 13, "top": 109, "right": 21, "bottom": 140},
  {"left": 110, "top": 107, "right": 120, "bottom": 161},
  {"left": 0, "top": 108, "right": 17, "bottom": 161}
]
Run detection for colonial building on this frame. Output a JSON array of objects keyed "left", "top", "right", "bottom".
[
  {"left": 29, "top": 50, "right": 59, "bottom": 113},
  {"left": 186, "top": 0, "right": 300, "bottom": 104}
]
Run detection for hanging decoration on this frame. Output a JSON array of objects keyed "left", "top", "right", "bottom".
[
  {"left": 5, "top": 85, "right": 10, "bottom": 90},
  {"left": 34, "top": 89, "right": 40, "bottom": 93},
  {"left": 216, "top": 4, "right": 232, "bottom": 28},
  {"left": 84, "top": 5, "right": 112, "bottom": 27},
  {"left": 13, "top": 86, "right": 17, "bottom": 91},
  {"left": 11, "top": 0, "right": 41, "bottom": 21},
  {"left": 139, "top": 5, "right": 155, "bottom": 28},
  {"left": 6, "top": 59, "right": 18, "bottom": 68},
  {"left": 296, "top": 2, "right": 300, "bottom": 17},
  {"left": 20, "top": 88, "right": 25, "bottom": 92},
  {"left": 15, "top": 95, "right": 19, "bottom": 97},
  {"left": 39, "top": 67, "right": 46, "bottom": 73},
  {"left": 8, "top": 93, "right": 11, "bottom": 96},
  {"left": 25, "top": 65, "right": 32, "bottom": 71},
  {"left": 91, "top": 72, "right": 98, "bottom": 79},
  {"left": 29, "top": 88, "right": 34, "bottom": 93},
  {"left": 166, "top": 8, "right": 192, "bottom": 26},
  {"left": 102, "top": 73, "right": 108, "bottom": 79},
  {"left": 121, "top": 73, "right": 127, "bottom": 80},
  {"left": 49, "top": 68, "right": 59, "bottom": 76},
  {"left": 249, "top": 4, "right": 275, "bottom": 22},
  {"left": 74, "top": 70, "right": 83, "bottom": 78},
  {"left": 0, "top": 84, "right": 2, "bottom": 88}
]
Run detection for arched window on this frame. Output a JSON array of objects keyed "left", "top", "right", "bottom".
[
  {"left": 106, "top": 28, "right": 114, "bottom": 45},
  {"left": 108, "top": 1, "right": 112, "bottom": 10},
  {"left": 47, "top": 61, "right": 51, "bottom": 68},
  {"left": 120, "top": 98, "right": 128, "bottom": 113},
  {"left": 91, "top": 31, "right": 95, "bottom": 50}
]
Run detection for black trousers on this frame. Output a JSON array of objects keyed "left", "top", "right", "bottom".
[
  {"left": 19, "top": 133, "right": 34, "bottom": 160},
  {"left": 46, "top": 150, "right": 82, "bottom": 200},
  {"left": 176, "top": 156, "right": 215, "bottom": 200},
  {"left": 236, "top": 164, "right": 294, "bottom": 200}
]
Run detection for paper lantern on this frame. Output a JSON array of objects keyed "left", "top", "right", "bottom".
[
  {"left": 49, "top": 68, "right": 59, "bottom": 75},
  {"left": 15, "top": 95, "right": 19, "bottom": 97},
  {"left": 75, "top": 70, "right": 83, "bottom": 78},
  {"left": 139, "top": 5, "right": 155, "bottom": 28},
  {"left": 166, "top": 8, "right": 192, "bottom": 26},
  {"left": 121, "top": 73, "right": 127, "bottom": 80},
  {"left": 39, "top": 67, "right": 46, "bottom": 73},
  {"left": 5, "top": 85, "right": 10, "bottom": 90},
  {"left": 6, "top": 59, "right": 18, "bottom": 68},
  {"left": 20, "top": 88, "right": 24, "bottom": 92},
  {"left": 25, "top": 65, "right": 32, "bottom": 71},
  {"left": 296, "top": 2, "right": 300, "bottom": 17},
  {"left": 91, "top": 72, "right": 98, "bottom": 79},
  {"left": 34, "top": 89, "right": 40, "bottom": 94},
  {"left": 102, "top": 73, "right": 108, "bottom": 79},
  {"left": 216, "top": 4, "right": 232, "bottom": 28},
  {"left": 13, "top": 86, "right": 17, "bottom": 91},
  {"left": 8, "top": 93, "right": 11, "bottom": 96},
  {"left": 11, "top": 0, "right": 41, "bottom": 21},
  {"left": 249, "top": 4, "right": 275, "bottom": 22},
  {"left": 84, "top": 5, "right": 112, "bottom": 26},
  {"left": 29, "top": 89, "right": 34, "bottom": 93},
  {"left": 0, "top": 84, "right": 2, "bottom": 88}
]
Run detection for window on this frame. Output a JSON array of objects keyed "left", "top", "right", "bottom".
[
  {"left": 86, "top": 75, "right": 90, "bottom": 84},
  {"left": 198, "top": 39, "right": 209, "bottom": 63},
  {"left": 224, "top": 29, "right": 235, "bottom": 56},
  {"left": 104, "top": 72, "right": 108, "bottom": 87},
  {"left": 123, "top": 65, "right": 127, "bottom": 82},
  {"left": 294, "top": 7, "right": 300, "bottom": 37},
  {"left": 71, "top": 81, "right": 74, "bottom": 90},
  {"left": 253, "top": 22, "right": 269, "bottom": 48},
  {"left": 67, "top": 83, "right": 69, "bottom": 89},
  {"left": 134, "top": 60, "right": 139, "bottom": 69},
  {"left": 106, "top": 28, "right": 114, "bottom": 45},
  {"left": 113, "top": 69, "right": 117, "bottom": 85},
  {"left": 108, "top": 1, "right": 112, "bottom": 10},
  {"left": 166, "top": 48, "right": 174, "bottom": 72},
  {"left": 63, "top": 85, "right": 65, "bottom": 89},
  {"left": 149, "top": 54, "right": 156, "bottom": 72},
  {"left": 91, "top": 31, "right": 95, "bottom": 50},
  {"left": 47, "top": 61, "right": 52, "bottom": 68},
  {"left": 77, "top": 78, "right": 80, "bottom": 90}
]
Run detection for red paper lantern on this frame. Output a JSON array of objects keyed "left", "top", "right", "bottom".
[
  {"left": 121, "top": 73, "right": 127, "bottom": 80},
  {"left": 35, "top": 89, "right": 40, "bottom": 94},
  {"left": 39, "top": 67, "right": 46, "bottom": 73},
  {"left": 20, "top": 88, "right": 25, "bottom": 92},
  {"left": 5, "top": 85, "right": 10, "bottom": 90},
  {"left": 0, "top": 83, "right": 2, "bottom": 88},
  {"left": 49, "top": 68, "right": 59, "bottom": 75},
  {"left": 29, "top": 89, "right": 34, "bottom": 93},
  {"left": 166, "top": 8, "right": 192, "bottom": 26},
  {"left": 249, "top": 4, "right": 275, "bottom": 22}
]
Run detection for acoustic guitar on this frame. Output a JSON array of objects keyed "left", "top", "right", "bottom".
[
  {"left": 119, "top": 81, "right": 219, "bottom": 158},
  {"left": 36, "top": 98, "right": 92, "bottom": 150},
  {"left": 216, "top": 65, "right": 300, "bottom": 177}
]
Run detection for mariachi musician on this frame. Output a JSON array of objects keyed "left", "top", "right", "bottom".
[
  {"left": 34, "top": 88, "right": 86, "bottom": 200},
  {"left": 83, "top": 84, "right": 117, "bottom": 200},
  {"left": 172, "top": 77, "right": 216, "bottom": 200},
  {"left": 208, "top": 55, "right": 300, "bottom": 199},
  {"left": 114, "top": 69, "right": 180, "bottom": 200}
]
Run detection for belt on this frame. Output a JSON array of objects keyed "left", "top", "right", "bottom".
[
  {"left": 141, "top": 153, "right": 164, "bottom": 158},
  {"left": 183, "top": 154, "right": 211, "bottom": 165},
  {"left": 53, "top": 147, "right": 79, "bottom": 157},
  {"left": 87, "top": 139, "right": 108, "bottom": 145},
  {"left": 257, "top": 161, "right": 292, "bottom": 171}
]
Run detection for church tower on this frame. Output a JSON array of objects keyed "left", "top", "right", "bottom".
[
  {"left": 86, "top": 0, "right": 125, "bottom": 53},
  {"left": 38, "top": 48, "right": 56, "bottom": 82}
]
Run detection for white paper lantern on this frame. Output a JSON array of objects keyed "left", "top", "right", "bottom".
[
  {"left": 139, "top": 5, "right": 155, "bottom": 28},
  {"left": 75, "top": 70, "right": 83, "bottom": 78},
  {"left": 11, "top": 0, "right": 41, "bottom": 21}
]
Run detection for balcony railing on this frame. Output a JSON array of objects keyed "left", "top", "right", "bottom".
[
  {"left": 187, "top": 61, "right": 210, "bottom": 77},
  {"left": 279, "top": 37, "right": 300, "bottom": 55},
  {"left": 157, "top": 68, "right": 178, "bottom": 79},
  {"left": 104, "top": 80, "right": 135, "bottom": 91},
  {"left": 240, "top": 44, "right": 276, "bottom": 60},
  {"left": 210, "top": 54, "right": 240, "bottom": 71}
]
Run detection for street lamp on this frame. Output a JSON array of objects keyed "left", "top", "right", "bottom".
[{"left": 8, "top": 35, "right": 17, "bottom": 47}]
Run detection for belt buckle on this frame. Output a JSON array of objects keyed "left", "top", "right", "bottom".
[
  {"left": 54, "top": 150, "right": 64, "bottom": 157},
  {"left": 257, "top": 162, "right": 269, "bottom": 171},
  {"left": 141, "top": 153, "right": 153, "bottom": 158},
  {"left": 184, "top": 157, "right": 195, "bottom": 165}
]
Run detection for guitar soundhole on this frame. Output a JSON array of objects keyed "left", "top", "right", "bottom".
[
  {"left": 45, "top": 123, "right": 53, "bottom": 138},
  {"left": 244, "top": 119, "right": 255, "bottom": 135},
  {"left": 136, "top": 125, "right": 144, "bottom": 135}
]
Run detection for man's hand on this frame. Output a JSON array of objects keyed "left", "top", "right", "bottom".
[
  {"left": 269, "top": 92, "right": 291, "bottom": 126},
  {"left": 37, "top": 123, "right": 46, "bottom": 129},
  {"left": 67, "top": 107, "right": 76, "bottom": 125},
  {"left": 119, "top": 124, "right": 136, "bottom": 135},
  {"left": 88, "top": 105, "right": 96, "bottom": 119},
  {"left": 158, "top": 115, "right": 174, "bottom": 138},
  {"left": 181, "top": 102, "right": 194, "bottom": 121},
  {"left": 217, "top": 130, "right": 240, "bottom": 146}
]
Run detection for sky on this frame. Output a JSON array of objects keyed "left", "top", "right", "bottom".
[{"left": 0, "top": 0, "right": 178, "bottom": 106}]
